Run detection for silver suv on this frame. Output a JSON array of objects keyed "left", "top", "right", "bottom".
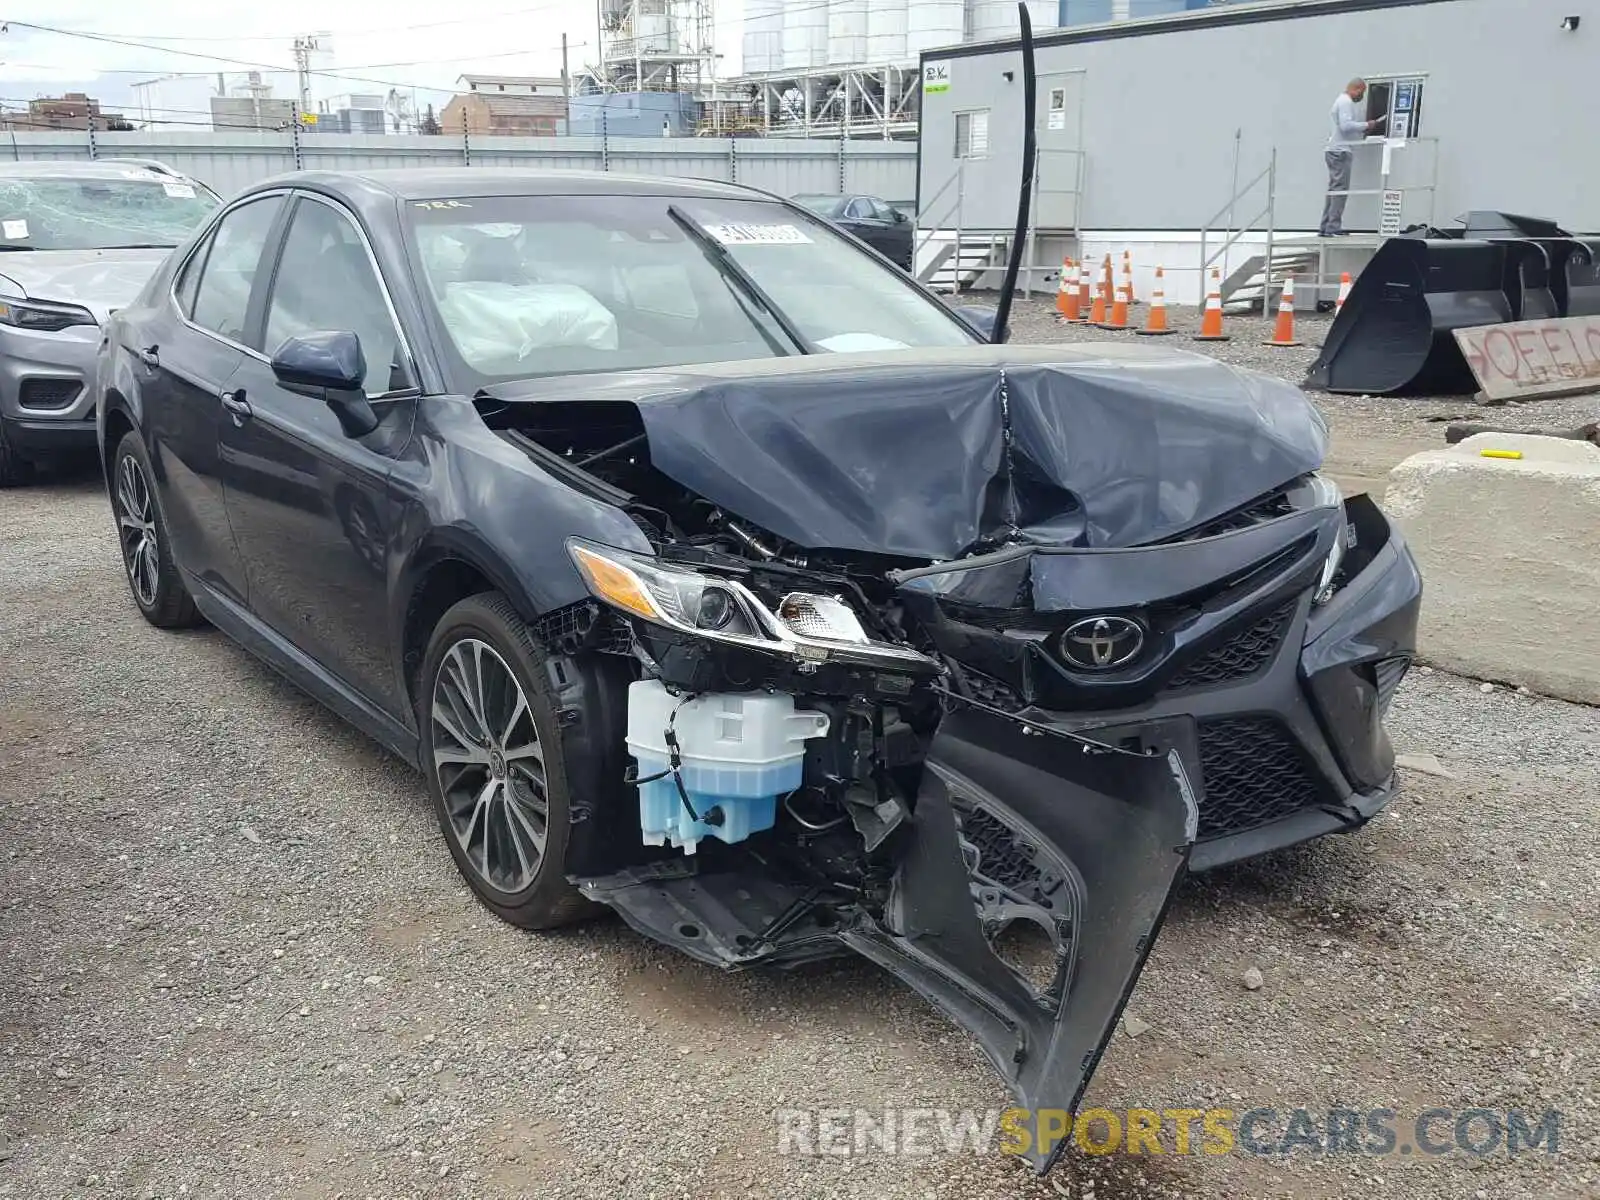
[{"left": 0, "top": 159, "right": 220, "bottom": 485}]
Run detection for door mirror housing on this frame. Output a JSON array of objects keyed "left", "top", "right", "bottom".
[
  {"left": 270, "top": 330, "right": 379, "bottom": 438},
  {"left": 892, "top": 208, "right": 908, "bottom": 224}
]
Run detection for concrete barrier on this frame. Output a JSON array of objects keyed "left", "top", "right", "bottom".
[{"left": 1384, "top": 431, "right": 1600, "bottom": 705}]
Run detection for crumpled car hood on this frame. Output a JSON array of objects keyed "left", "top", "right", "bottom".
[
  {"left": 497, "top": 344, "right": 1328, "bottom": 558},
  {"left": 0, "top": 248, "right": 170, "bottom": 323}
]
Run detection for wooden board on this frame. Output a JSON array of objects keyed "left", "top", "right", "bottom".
[{"left": 1453, "top": 314, "right": 1600, "bottom": 403}]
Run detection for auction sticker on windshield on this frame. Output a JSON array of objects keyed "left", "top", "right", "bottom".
[
  {"left": 162, "top": 182, "right": 197, "bottom": 199},
  {"left": 704, "top": 223, "right": 812, "bottom": 246},
  {"left": 2, "top": 220, "right": 26, "bottom": 239}
]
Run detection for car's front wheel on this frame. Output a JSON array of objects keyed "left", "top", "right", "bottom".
[
  {"left": 420, "top": 593, "right": 596, "bottom": 929},
  {"left": 111, "top": 431, "right": 202, "bottom": 628}
]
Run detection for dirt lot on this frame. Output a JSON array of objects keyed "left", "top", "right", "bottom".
[{"left": 2, "top": 299, "right": 1597, "bottom": 1200}]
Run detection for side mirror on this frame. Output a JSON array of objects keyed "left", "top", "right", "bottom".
[
  {"left": 270, "top": 330, "right": 379, "bottom": 438},
  {"left": 893, "top": 209, "right": 908, "bottom": 224},
  {"left": 953, "top": 304, "right": 1006, "bottom": 343}
]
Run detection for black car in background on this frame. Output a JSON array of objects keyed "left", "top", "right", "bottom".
[
  {"left": 92, "top": 168, "right": 1419, "bottom": 1172},
  {"left": 792, "top": 192, "right": 914, "bottom": 270}
]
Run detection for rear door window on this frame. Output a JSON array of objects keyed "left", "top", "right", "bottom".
[
  {"left": 189, "top": 196, "right": 285, "bottom": 346},
  {"left": 173, "top": 234, "right": 212, "bottom": 318}
]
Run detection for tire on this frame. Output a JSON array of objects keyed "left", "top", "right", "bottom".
[
  {"left": 111, "top": 431, "right": 202, "bottom": 629},
  {"left": 0, "top": 419, "right": 32, "bottom": 488},
  {"left": 420, "top": 592, "right": 601, "bottom": 930}
]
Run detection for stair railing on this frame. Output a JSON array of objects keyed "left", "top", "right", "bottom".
[{"left": 1198, "top": 149, "right": 1276, "bottom": 304}]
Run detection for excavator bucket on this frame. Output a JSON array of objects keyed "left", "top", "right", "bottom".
[
  {"left": 1305, "top": 238, "right": 1510, "bottom": 395},
  {"left": 1306, "top": 214, "right": 1600, "bottom": 396}
]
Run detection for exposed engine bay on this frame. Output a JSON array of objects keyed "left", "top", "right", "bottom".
[{"left": 475, "top": 346, "right": 1419, "bottom": 1172}]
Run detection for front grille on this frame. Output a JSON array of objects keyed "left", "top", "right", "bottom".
[
  {"left": 957, "top": 803, "right": 1048, "bottom": 898},
  {"left": 18, "top": 378, "right": 82, "bottom": 411},
  {"left": 960, "top": 668, "right": 1028, "bottom": 712},
  {"left": 1168, "top": 601, "right": 1295, "bottom": 690},
  {"left": 1196, "top": 716, "right": 1326, "bottom": 840}
]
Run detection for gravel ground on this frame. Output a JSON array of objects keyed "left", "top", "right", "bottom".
[{"left": 3, "top": 311, "right": 1598, "bottom": 1199}]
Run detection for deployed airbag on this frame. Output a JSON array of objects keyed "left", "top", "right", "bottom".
[{"left": 439, "top": 281, "right": 618, "bottom": 369}]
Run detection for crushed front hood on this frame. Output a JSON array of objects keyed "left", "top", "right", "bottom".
[{"left": 492, "top": 345, "right": 1327, "bottom": 557}]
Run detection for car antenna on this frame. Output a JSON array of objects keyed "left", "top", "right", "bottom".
[{"left": 990, "top": 1, "right": 1037, "bottom": 346}]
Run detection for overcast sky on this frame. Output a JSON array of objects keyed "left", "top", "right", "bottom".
[{"left": 0, "top": 0, "right": 749, "bottom": 125}]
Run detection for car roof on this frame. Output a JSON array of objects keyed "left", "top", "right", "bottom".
[
  {"left": 0, "top": 159, "right": 198, "bottom": 183},
  {"left": 252, "top": 167, "right": 777, "bottom": 206}
]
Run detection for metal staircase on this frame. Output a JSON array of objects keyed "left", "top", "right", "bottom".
[
  {"left": 915, "top": 233, "right": 1011, "bottom": 293},
  {"left": 1218, "top": 243, "right": 1320, "bottom": 309}
]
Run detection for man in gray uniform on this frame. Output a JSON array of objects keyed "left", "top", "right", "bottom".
[{"left": 1321, "top": 78, "right": 1387, "bottom": 236}]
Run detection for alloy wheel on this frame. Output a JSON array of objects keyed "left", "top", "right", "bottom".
[
  {"left": 115, "top": 453, "right": 160, "bottom": 608},
  {"left": 430, "top": 637, "right": 550, "bottom": 894}
]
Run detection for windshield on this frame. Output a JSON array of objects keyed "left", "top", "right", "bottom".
[
  {"left": 0, "top": 174, "right": 220, "bottom": 250},
  {"left": 406, "top": 193, "right": 975, "bottom": 389}
]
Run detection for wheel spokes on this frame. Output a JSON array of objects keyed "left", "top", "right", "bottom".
[
  {"left": 115, "top": 456, "right": 161, "bottom": 606},
  {"left": 134, "top": 538, "right": 159, "bottom": 604},
  {"left": 431, "top": 636, "right": 548, "bottom": 895}
]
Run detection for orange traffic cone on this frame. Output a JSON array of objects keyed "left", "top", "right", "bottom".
[
  {"left": 1136, "top": 266, "right": 1176, "bottom": 336},
  {"left": 1264, "top": 276, "right": 1303, "bottom": 347},
  {"left": 1122, "top": 249, "right": 1138, "bottom": 304},
  {"left": 1098, "top": 274, "right": 1131, "bottom": 331},
  {"left": 1194, "top": 268, "right": 1229, "bottom": 342},
  {"left": 1058, "top": 257, "right": 1080, "bottom": 322},
  {"left": 1072, "top": 259, "right": 1092, "bottom": 322},
  {"left": 1100, "top": 255, "right": 1114, "bottom": 305},
  {"left": 1334, "top": 271, "right": 1353, "bottom": 314},
  {"left": 1086, "top": 268, "right": 1108, "bottom": 325}
]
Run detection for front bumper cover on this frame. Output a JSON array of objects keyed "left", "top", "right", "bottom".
[{"left": 898, "top": 495, "right": 1423, "bottom": 868}]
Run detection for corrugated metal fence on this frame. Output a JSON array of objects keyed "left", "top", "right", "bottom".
[{"left": 1, "top": 130, "right": 919, "bottom": 207}]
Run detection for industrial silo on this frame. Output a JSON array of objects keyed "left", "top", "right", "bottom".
[
  {"left": 742, "top": 0, "right": 784, "bottom": 73},
  {"left": 906, "top": 0, "right": 964, "bottom": 56},
  {"left": 866, "top": 0, "right": 909, "bottom": 62},
  {"left": 826, "top": 0, "right": 868, "bottom": 65},
  {"left": 783, "top": 0, "right": 829, "bottom": 70},
  {"left": 633, "top": 0, "right": 678, "bottom": 54},
  {"left": 967, "top": 0, "right": 1060, "bottom": 41}
]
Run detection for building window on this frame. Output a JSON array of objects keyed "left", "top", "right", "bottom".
[
  {"left": 1361, "top": 74, "right": 1426, "bottom": 138},
  {"left": 954, "top": 109, "right": 989, "bottom": 159}
]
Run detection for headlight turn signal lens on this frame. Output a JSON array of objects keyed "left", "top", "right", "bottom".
[{"left": 569, "top": 544, "right": 664, "bottom": 622}]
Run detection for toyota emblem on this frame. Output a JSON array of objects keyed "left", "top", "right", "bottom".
[{"left": 1060, "top": 616, "right": 1145, "bottom": 670}]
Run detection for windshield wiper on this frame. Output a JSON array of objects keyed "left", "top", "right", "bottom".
[
  {"left": 0, "top": 245, "right": 35, "bottom": 251},
  {"left": 666, "top": 205, "right": 814, "bottom": 356},
  {"left": 100, "top": 243, "right": 178, "bottom": 250}
]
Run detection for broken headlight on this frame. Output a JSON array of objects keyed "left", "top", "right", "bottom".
[
  {"left": 567, "top": 539, "right": 940, "bottom": 672},
  {"left": 1291, "top": 472, "right": 1350, "bottom": 605}
]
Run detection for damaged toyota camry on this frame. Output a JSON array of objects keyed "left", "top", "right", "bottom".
[{"left": 94, "top": 169, "right": 1420, "bottom": 1172}]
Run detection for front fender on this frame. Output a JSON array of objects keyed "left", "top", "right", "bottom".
[{"left": 387, "top": 396, "right": 654, "bottom": 673}]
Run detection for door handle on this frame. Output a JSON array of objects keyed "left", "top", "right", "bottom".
[
  {"left": 137, "top": 345, "right": 159, "bottom": 368},
  {"left": 219, "top": 388, "right": 252, "bottom": 420}
]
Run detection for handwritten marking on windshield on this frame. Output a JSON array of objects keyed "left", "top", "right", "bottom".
[{"left": 703, "top": 223, "right": 812, "bottom": 246}]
